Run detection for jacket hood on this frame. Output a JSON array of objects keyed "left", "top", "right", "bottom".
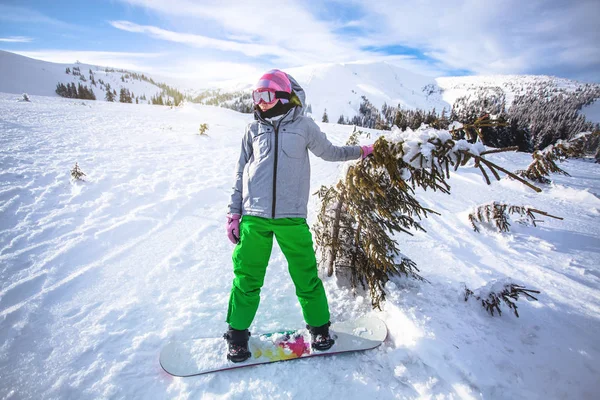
[
  {"left": 286, "top": 73, "right": 306, "bottom": 118},
  {"left": 254, "top": 72, "right": 306, "bottom": 122}
]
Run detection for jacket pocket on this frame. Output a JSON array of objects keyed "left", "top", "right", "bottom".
[
  {"left": 281, "top": 132, "right": 306, "bottom": 159},
  {"left": 252, "top": 132, "right": 270, "bottom": 159}
]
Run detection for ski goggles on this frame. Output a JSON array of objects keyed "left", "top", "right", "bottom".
[{"left": 252, "top": 88, "right": 291, "bottom": 105}]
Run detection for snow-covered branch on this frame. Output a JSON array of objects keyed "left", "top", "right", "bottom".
[
  {"left": 516, "top": 131, "right": 600, "bottom": 183},
  {"left": 469, "top": 202, "right": 563, "bottom": 233},
  {"left": 464, "top": 280, "right": 540, "bottom": 317},
  {"left": 314, "top": 127, "right": 541, "bottom": 309}
]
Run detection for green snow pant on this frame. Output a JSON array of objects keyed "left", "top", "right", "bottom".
[{"left": 226, "top": 215, "right": 330, "bottom": 330}]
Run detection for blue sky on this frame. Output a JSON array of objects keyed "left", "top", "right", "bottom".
[{"left": 1, "top": 0, "right": 598, "bottom": 86}]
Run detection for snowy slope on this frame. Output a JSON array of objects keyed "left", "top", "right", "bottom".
[
  {"left": 0, "top": 50, "right": 164, "bottom": 102},
  {"left": 281, "top": 62, "right": 449, "bottom": 121},
  {"left": 1, "top": 93, "right": 600, "bottom": 399},
  {"left": 205, "top": 61, "right": 451, "bottom": 122}
]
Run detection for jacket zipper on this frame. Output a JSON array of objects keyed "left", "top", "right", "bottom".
[{"left": 271, "top": 124, "right": 279, "bottom": 218}]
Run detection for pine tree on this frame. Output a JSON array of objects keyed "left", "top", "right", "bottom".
[
  {"left": 119, "top": 88, "right": 132, "bottom": 103},
  {"left": 409, "top": 110, "right": 423, "bottom": 130},
  {"left": 77, "top": 83, "right": 85, "bottom": 99},
  {"left": 68, "top": 83, "right": 77, "bottom": 98},
  {"left": 314, "top": 127, "right": 541, "bottom": 309},
  {"left": 105, "top": 88, "right": 115, "bottom": 102},
  {"left": 322, "top": 108, "right": 329, "bottom": 123},
  {"left": 55, "top": 83, "right": 68, "bottom": 97},
  {"left": 439, "top": 108, "right": 449, "bottom": 128},
  {"left": 70, "top": 162, "right": 86, "bottom": 181},
  {"left": 394, "top": 109, "right": 408, "bottom": 131}
]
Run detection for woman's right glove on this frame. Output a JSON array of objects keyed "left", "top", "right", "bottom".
[{"left": 226, "top": 214, "right": 241, "bottom": 244}]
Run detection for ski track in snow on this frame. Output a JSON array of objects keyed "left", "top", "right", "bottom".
[{"left": 1, "top": 93, "right": 599, "bottom": 399}]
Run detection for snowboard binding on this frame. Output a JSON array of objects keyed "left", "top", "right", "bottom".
[
  {"left": 223, "top": 326, "right": 252, "bottom": 363},
  {"left": 307, "top": 321, "right": 335, "bottom": 351}
]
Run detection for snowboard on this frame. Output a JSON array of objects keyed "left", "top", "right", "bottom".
[{"left": 160, "top": 316, "right": 387, "bottom": 377}]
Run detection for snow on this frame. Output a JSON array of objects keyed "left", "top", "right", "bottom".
[
  {"left": 0, "top": 50, "right": 164, "bottom": 102},
  {"left": 1, "top": 93, "right": 600, "bottom": 399}
]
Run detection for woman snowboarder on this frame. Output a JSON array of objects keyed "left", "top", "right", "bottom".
[{"left": 224, "top": 69, "right": 374, "bottom": 362}]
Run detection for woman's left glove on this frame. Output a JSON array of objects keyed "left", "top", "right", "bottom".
[
  {"left": 226, "top": 214, "right": 241, "bottom": 244},
  {"left": 361, "top": 144, "right": 374, "bottom": 159}
]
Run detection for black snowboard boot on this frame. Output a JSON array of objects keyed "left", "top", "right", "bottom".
[
  {"left": 307, "top": 321, "right": 335, "bottom": 351},
  {"left": 223, "top": 326, "right": 251, "bottom": 363}
]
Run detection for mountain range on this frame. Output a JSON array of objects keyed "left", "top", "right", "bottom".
[{"left": 1, "top": 49, "right": 599, "bottom": 124}]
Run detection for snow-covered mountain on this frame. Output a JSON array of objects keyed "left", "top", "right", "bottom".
[
  {"left": 0, "top": 50, "right": 167, "bottom": 103},
  {"left": 2, "top": 50, "right": 599, "bottom": 125},
  {"left": 0, "top": 51, "right": 453, "bottom": 118},
  {"left": 436, "top": 74, "right": 589, "bottom": 108},
  {"left": 207, "top": 61, "right": 452, "bottom": 122}
]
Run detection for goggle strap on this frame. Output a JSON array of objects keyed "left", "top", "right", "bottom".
[{"left": 274, "top": 91, "right": 290, "bottom": 100}]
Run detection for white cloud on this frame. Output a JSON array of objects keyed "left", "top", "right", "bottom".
[
  {"left": 112, "top": 0, "right": 600, "bottom": 81},
  {"left": 109, "top": 20, "right": 295, "bottom": 60},
  {"left": 113, "top": 0, "right": 369, "bottom": 65},
  {"left": 12, "top": 50, "right": 164, "bottom": 72},
  {"left": 348, "top": 0, "right": 600, "bottom": 79},
  {"left": 0, "top": 36, "right": 33, "bottom": 43},
  {"left": 154, "top": 60, "right": 265, "bottom": 88}
]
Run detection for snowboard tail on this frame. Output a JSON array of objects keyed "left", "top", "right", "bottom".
[{"left": 160, "top": 316, "right": 387, "bottom": 377}]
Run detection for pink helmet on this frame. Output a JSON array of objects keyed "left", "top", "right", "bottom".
[{"left": 255, "top": 69, "right": 291, "bottom": 104}]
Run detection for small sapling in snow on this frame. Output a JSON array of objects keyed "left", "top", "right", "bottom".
[
  {"left": 71, "top": 162, "right": 86, "bottom": 181},
  {"left": 199, "top": 123, "right": 209, "bottom": 136}
]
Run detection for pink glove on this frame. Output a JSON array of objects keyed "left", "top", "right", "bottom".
[
  {"left": 361, "top": 144, "right": 374, "bottom": 159},
  {"left": 227, "top": 214, "right": 241, "bottom": 244}
]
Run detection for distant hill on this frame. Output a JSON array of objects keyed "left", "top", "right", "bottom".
[
  {"left": 0, "top": 50, "right": 173, "bottom": 104},
  {"left": 1, "top": 50, "right": 598, "bottom": 134}
]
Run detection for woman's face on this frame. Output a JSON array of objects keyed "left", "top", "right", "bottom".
[{"left": 258, "top": 100, "right": 278, "bottom": 112}]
